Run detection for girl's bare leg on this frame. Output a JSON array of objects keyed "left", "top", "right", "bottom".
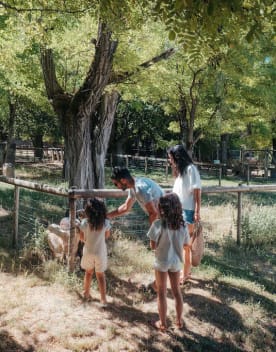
[
  {"left": 96, "top": 272, "right": 107, "bottom": 304},
  {"left": 84, "top": 269, "right": 94, "bottom": 298},
  {"left": 155, "top": 270, "right": 168, "bottom": 329},
  {"left": 168, "top": 271, "right": 183, "bottom": 327}
]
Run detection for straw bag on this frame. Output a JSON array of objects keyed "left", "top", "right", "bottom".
[{"left": 190, "top": 221, "right": 204, "bottom": 267}]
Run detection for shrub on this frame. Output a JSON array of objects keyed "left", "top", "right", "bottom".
[{"left": 241, "top": 205, "right": 276, "bottom": 248}]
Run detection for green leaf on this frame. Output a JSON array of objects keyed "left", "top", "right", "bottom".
[{"left": 168, "top": 30, "right": 176, "bottom": 41}]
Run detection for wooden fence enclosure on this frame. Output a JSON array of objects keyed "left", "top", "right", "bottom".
[{"left": 0, "top": 175, "right": 275, "bottom": 272}]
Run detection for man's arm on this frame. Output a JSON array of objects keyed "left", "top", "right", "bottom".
[
  {"left": 145, "top": 201, "right": 159, "bottom": 225},
  {"left": 107, "top": 197, "right": 136, "bottom": 218}
]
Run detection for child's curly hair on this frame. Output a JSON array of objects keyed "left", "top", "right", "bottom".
[
  {"left": 158, "top": 193, "right": 185, "bottom": 230},
  {"left": 85, "top": 198, "right": 107, "bottom": 230}
]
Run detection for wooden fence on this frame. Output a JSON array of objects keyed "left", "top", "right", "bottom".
[{"left": 1, "top": 176, "right": 275, "bottom": 271}]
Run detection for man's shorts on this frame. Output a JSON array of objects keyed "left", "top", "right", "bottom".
[{"left": 183, "top": 209, "right": 195, "bottom": 224}]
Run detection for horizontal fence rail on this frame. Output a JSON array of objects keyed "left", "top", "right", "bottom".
[{"left": 0, "top": 175, "right": 275, "bottom": 271}]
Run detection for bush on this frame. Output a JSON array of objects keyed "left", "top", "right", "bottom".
[{"left": 241, "top": 205, "right": 276, "bottom": 248}]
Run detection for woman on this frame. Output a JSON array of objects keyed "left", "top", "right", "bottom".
[{"left": 167, "top": 145, "right": 201, "bottom": 283}]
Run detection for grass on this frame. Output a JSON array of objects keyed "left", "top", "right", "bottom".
[{"left": 0, "top": 162, "right": 275, "bottom": 351}]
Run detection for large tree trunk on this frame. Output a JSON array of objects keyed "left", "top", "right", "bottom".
[
  {"left": 41, "top": 22, "right": 118, "bottom": 189},
  {"left": 41, "top": 21, "right": 174, "bottom": 189}
]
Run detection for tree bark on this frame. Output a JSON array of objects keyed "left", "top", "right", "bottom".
[
  {"left": 40, "top": 21, "right": 174, "bottom": 189},
  {"left": 41, "top": 22, "right": 118, "bottom": 189}
]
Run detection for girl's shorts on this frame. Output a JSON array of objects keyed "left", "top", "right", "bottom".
[
  {"left": 81, "top": 253, "right": 107, "bottom": 272},
  {"left": 154, "top": 260, "right": 182, "bottom": 273},
  {"left": 183, "top": 209, "right": 195, "bottom": 224}
]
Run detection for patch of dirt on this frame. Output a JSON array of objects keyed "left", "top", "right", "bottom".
[{"left": 1, "top": 268, "right": 274, "bottom": 352}]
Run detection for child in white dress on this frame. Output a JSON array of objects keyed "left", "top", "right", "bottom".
[
  {"left": 79, "top": 198, "right": 111, "bottom": 306},
  {"left": 147, "top": 193, "right": 189, "bottom": 331}
]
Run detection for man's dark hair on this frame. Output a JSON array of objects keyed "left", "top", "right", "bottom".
[{"left": 111, "top": 166, "right": 132, "bottom": 181}]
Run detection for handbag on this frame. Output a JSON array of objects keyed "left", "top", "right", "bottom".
[{"left": 190, "top": 221, "right": 204, "bottom": 267}]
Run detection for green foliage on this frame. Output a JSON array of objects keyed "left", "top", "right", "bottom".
[{"left": 111, "top": 100, "right": 174, "bottom": 155}]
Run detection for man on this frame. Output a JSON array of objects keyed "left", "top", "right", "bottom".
[{"left": 107, "top": 166, "right": 164, "bottom": 225}]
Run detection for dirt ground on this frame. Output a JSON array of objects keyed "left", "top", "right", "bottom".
[
  {"left": 0, "top": 254, "right": 275, "bottom": 352},
  {"left": 0, "top": 270, "right": 240, "bottom": 352}
]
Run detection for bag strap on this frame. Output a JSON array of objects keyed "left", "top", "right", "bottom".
[{"left": 190, "top": 221, "right": 201, "bottom": 245}]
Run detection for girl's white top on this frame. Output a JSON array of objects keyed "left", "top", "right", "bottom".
[
  {"left": 80, "top": 219, "right": 111, "bottom": 258},
  {"left": 147, "top": 219, "right": 189, "bottom": 270}
]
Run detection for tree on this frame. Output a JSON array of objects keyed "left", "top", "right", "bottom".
[
  {"left": 1, "top": 0, "right": 275, "bottom": 183},
  {"left": 110, "top": 99, "right": 174, "bottom": 156}
]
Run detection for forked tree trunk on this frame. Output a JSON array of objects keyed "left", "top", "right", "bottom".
[
  {"left": 41, "top": 22, "right": 118, "bottom": 189},
  {"left": 41, "top": 21, "right": 174, "bottom": 189}
]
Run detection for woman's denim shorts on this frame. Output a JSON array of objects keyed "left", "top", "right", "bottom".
[{"left": 183, "top": 209, "right": 195, "bottom": 224}]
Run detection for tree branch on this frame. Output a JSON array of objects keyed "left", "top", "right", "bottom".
[
  {"left": 0, "top": 1, "right": 92, "bottom": 13},
  {"left": 108, "top": 48, "right": 176, "bottom": 84}
]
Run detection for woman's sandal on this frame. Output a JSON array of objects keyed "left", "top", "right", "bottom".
[{"left": 149, "top": 320, "right": 167, "bottom": 332}]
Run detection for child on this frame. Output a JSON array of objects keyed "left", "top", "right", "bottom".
[
  {"left": 79, "top": 198, "right": 111, "bottom": 306},
  {"left": 147, "top": 193, "right": 189, "bottom": 331}
]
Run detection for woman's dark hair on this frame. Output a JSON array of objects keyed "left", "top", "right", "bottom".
[
  {"left": 167, "top": 144, "right": 193, "bottom": 175},
  {"left": 158, "top": 193, "right": 185, "bottom": 230},
  {"left": 111, "top": 166, "right": 132, "bottom": 181},
  {"left": 85, "top": 198, "right": 106, "bottom": 230}
]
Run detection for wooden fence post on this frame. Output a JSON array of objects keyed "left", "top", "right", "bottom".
[
  {"left": 13, "top": 185, "right": 20, "bottom": 249},
  {"left": 68, "top": 194, "right": 76, "bottom": 272},
  {"left": 237, "top": 188, "right": 242, "bottom": 246},
  {"left": 145, "top": 157, "right": 148, "bottom": 174},
  {"left": 246, "top": 164, "right": 250, "bottom": 185}
]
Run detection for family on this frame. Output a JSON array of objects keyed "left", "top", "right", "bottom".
[{"left": 77, "top": 144, "right": 201, "bottom": 331}]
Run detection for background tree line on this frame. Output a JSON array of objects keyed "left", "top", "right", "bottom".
[{"left": 0, "top": 0, "right": 275, "bottom": 188}]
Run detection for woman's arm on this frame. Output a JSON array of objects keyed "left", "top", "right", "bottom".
[{"left": 194, "top": 188, "right": 201, "bottom": 222}]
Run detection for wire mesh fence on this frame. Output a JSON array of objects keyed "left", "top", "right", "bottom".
[{"left": 0, "top": 178, "right": 149, "bottom": 249}]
